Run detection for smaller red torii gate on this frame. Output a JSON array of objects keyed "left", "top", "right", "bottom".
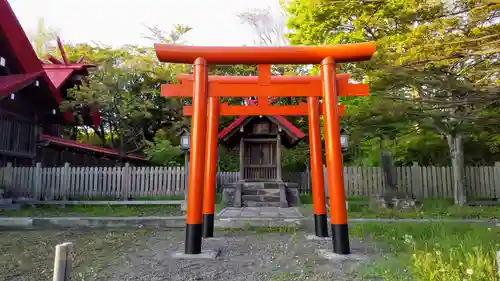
[{"left": 156, "top": 42, "right": 376, "bottom": 256}]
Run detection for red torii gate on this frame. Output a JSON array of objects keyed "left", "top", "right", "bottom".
[
  {"left": 163, "top": 66, "right": 364, "bottom": 239},
  {"left": 156, "top": 43, "right": 376, "bottom": 256}
]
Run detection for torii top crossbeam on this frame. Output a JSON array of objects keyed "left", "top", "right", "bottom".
[{"left": 154, "top": 43, "right": 376, "bottom": 64}]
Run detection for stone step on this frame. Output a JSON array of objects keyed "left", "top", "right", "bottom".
[
  {"left": 242, "top": 182, "right": 282, "bottom": 189},
  {"left": 242, "top": 194, "right": 280, "bottom": 202},
  {"left": 242, "top": 188, "right": 280, "bottom": 196},
  {"left": 245, "top": 201, "right": 282, "bottom": 207},
  {"left": 0, "top": 204, "right": 20, "bottom": 211},
  {"left": 0, "top": 198, "right": 12, "bottom": 205}
]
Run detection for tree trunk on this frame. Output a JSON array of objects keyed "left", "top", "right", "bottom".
[
  {"left": 447, "top": 133, "right": 466, "bottom": 205},
  {"left": 94, "top": 123, "right": 106, "bottom": 146},
  {"left": 381, "top": 151, "right": 397, "bottom": 192},
  {"left": 118, "top": 124, "right": 124, "bottom": 162}
]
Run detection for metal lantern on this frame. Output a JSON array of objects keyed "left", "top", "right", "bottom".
[
  {"left": 340, "top": 134, "right": 349, "bottom": 149},
  {"left": 180, "top": 130, "right": 190, "bottom": 151}
]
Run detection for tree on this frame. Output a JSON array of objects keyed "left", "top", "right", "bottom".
[
  {"left": 286, "top": 0, "right": 500, "bottom": 204},
  {"left": 238, "top": 7, "right": 289, "bottom": 46},
  {"left": 144, "top": 129, "right": 183, "bottom": 166},
  {"left": 63, "top": 25, "right": 194, "bottom": 157},
  {"left": 27, "top": 18, "right": 59, "bottom": 57}
]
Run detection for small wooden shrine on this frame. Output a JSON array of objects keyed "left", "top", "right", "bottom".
[{"left": 219, "top": 98, "right": 304, "bottom": 207}]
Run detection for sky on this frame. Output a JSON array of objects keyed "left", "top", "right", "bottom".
[{"left": 8, "top": 0, "right": 284, "bottom": 48}]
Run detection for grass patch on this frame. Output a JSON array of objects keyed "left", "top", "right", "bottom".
[
  {"left": 70, "top": 195, "right": 185, "bottom": 201},
  {"left": 300, "top": 198, "right": 500, "bottom": 220},
  {"left": 349, "top": 199, "right": 500, "bottom": 220},
  {"left": 351, "top": 222, "right": 500, "bottom": 281},
  {"left": 0, "top": 204, "right": 183, "bottom": 217},
  {"left": 1, "top": 193, "right": 221, "bottom": 217},
  {"left": 133, "top": 195, "right": 185, "bottom": 201},
  {"left": 299, "top": 194, "right": 366, "bottom": 204},
  {"left": 0, "top": 229, "right": 151, "bottom": 281}
]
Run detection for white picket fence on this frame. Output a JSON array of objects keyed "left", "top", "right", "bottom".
[{"left": 1, "top": 163, "right": 500, "bottom": 200}]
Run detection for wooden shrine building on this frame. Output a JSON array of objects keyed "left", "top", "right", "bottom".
[
  {"left": 0, "top": 0, "right": 146, "bottom": 167},
  {"left": 219, "top": 98, "right": 304, "bottom": 207}
]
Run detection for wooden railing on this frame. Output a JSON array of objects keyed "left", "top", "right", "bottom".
[{"left": 243, "top": 164, "right": 277, "bottom": 181}]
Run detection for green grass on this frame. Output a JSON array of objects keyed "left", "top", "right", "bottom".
[
  {"left": 0, "top": 204, "right": 183, "bottom": 217},
  {"left": 74, "top": 195, "right": 185, "bottom": 201},
  {"left": 300, "top": 198, "right": 500, "bottom": 220},
  {"left": 0, "top": 193, "right": 222, "bottom": 217},
  {"left": 351, "top": 222, "right": 500, "bottom": 281},
  {"left": 300, "top": 194, "right": 365, "bottom": 204},
  {"left": 349, "top": 201, "right": 500, "bottom": 220}
]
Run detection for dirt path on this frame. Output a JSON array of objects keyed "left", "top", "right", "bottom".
[{"left": 94, "top": 230, "right": 382, "bottom": 281}]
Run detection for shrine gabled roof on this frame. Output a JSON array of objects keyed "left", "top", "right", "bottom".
[
  {"left": 0, "top": 71, "right": 44, "bottom": 97},
  {"left": 218, "top": 115, "right": 305, "bottom": 141},
  {"left": 218, "top": 98, "right": 306, "bottom": 141},
  {"left": 0, "top": 0, "right": 99, "bottom": 125},
  {"left": 0, "top": 0, "right": 66, "bottom": 117}
]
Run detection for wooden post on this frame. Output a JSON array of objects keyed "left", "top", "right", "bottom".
[
  {"left": 62, "top": 163, "right": 70, "bottom": 201},
  {"left": 62, "top": 242, "right": 73, "bottom": 281},
  {"left": 4, "top": 162, "right": 12, "bottom": 188},
  {"left": 411, "top": 162, "right": 423, "bottom": 200},
  {"left": 239, "top": 137, "right": 245, "bottom": 181},
  {"left": 33, "top": 162, "right": 42, "bottom": 200},
  {"left": 494, "top": 162, "right": 500, "bottom": 200},
  {"left": 53, "top": 244, "right": 67, "bottom": 281},
  {"left": 52, "top": 242, "right": 73, "bottom": 281},
  {"left": 122, "top": 163, "right": 131, "bottom": 200},
  {"left": 276, "top": 133, "right": 282, "bottom": 182}
]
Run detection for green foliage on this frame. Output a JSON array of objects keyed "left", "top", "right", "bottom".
[
  {"left": 143, "top": 130, "right": 183, "bottom": 166},
  {"left": 218, "top": 147, "right": 240, "bottom": 172},
  {"left": 282, "top": 142, "right": 310, "bottom": 171},
  {"left": 285, "top": 0, "right": 500, "bottom": 169},
  {"left": 61, "top": 25, "right": 192, "bottom": 156}
]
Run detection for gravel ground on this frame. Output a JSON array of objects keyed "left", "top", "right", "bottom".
[
  {"left": 0, "top": 229, "right": 151, "bottom": 281},
  {"left": 93, "top": 230, "right": 383, "bottom": 281}
]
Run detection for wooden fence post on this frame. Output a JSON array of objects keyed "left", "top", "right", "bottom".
[
  {"left": 121, "top": 163, "right": 131, "bottom": 200},
  {"left": 411, "top": 162, "right": 422, "bottom": 199},
  {"left": 4, "top": 162, "right": 13, "bottom": 188},
  {"left": 62, "top": 163, "right": 70, "bottom": 201},
  {"left": 33, "top": 163, "right": 42, "bottom": 200},
  {"left": 52, "top": 242, "right": 73, "bottom": 281},
  {"left": 494, "top": 162, "right": 500, "bottom": 200}
]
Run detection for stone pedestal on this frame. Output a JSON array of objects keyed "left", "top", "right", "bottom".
[
  {"left": 222, "top": 181, "right": 300, "bottom": 208},
  {"left": 369, "top": 191, "right": 419, "bottom": 211}
]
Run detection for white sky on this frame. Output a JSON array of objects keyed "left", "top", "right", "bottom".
[{"left": 8, "top": 0, "right": 283, "bottom": 47}]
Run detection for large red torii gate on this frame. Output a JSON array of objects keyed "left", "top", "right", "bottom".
[
  {"left": 155, "top": 42, "right": 376, "bottom": 256},
  {"left": 162, "top": 66, "right": 364, "bottom": 240}
]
